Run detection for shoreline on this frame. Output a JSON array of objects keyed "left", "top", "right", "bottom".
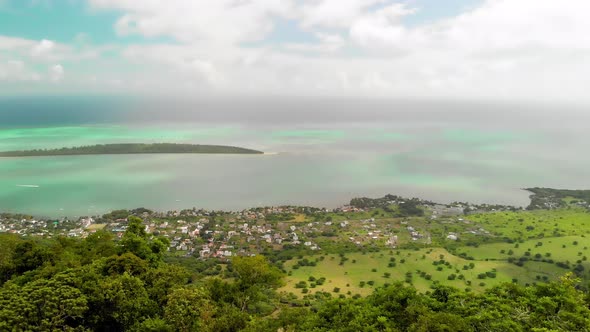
[{"left": 2, "top": 188, "right": 537, "bottom": 220}]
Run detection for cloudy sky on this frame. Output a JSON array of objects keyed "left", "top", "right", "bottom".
[{"left": 1, "top": 0, "right": 589, "bottom": 103}]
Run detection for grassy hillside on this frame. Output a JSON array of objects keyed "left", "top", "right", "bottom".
[
  {"left": 280, "top": 207, "right": 590, "bottom": 298},
  {"left": 280, "top": 248, "right": 568, "bottom": 297}
]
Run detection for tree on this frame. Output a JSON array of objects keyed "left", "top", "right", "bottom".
[
  {"left": 368, "top": 282, "right": 420, "bottom": 329},
  {"left": 12, "top": 240, "right": 52, "bottom": 274},
  {"left": 80, "top": 230, "right": 116, "bottom": 264},
  {"left": 230, "top": 255, "right": 284, "bottom": 312},
  {"left": 104, "top": 252, "right": 149, "bottom": 276},
  {"left": 131, "top": 317, "right": 173, "bottom": 332},
  {"left": 144, "top": 264, "right": 191, "bottom": 309},
  {"left": 87, "top": 272, "right": 156, "bottom": 331},
  {"left": 164, "top": 287, "right": 215, "bottom": 332},
  {"left": 0, "top": 271, "right": 88, "bottom": 331},
  {"left": 118, "top": 216, "right": 169, "bottom": 265},
  {"left": 232, "top": 255, "right": 284, "bottom": 291},
  {"left": 410, "top": 312, "right": 471, "bottom": 332}
]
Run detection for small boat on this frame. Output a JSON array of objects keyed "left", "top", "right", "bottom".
[{"left": 16, "top": 184, "right": 40, "bottom": 188}]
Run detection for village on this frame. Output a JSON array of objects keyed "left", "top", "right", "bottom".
[{"left": 0, "top": 195, "right": 511, "bottom": 259}]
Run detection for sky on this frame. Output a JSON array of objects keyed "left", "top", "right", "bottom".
[{"left": 1, "top": 0, "right": 589, "bottom": 103}]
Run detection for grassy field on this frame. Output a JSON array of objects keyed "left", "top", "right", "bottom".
[
  {"left": 86, "top": 223, "right": 107, "bottom": 230},
  {"left": 279, "top": 207, "right": 590, "bottom": 298},
  {"left": 280, "top": 247, "right": 563, "bottom": 297},
  {"left": 456, "top": 235, "right": 589, "bottom": 262},
  {"left": 464, "top": 208, "right": 590, "bottom": 240}
]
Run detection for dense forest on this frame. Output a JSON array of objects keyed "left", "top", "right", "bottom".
[
  {"left": 0, "top": 143, "right": 263, "bottom": 157},
  {"left": 0, "top": 216, "right": 589, "bottom": 331}
]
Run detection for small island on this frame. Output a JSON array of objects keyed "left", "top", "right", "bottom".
[{"left": 0, "top": 143, "right": 264, "bottom": 157}]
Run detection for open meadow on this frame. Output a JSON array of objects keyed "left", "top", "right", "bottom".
[{"left": 280, "top": 206, "right": 590, "bottom": 298}]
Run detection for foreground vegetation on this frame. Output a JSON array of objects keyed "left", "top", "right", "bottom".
[
  {"left": 2, "top": 189, "right": 590, "bottom": 330},
  {"left": 1, "top": 215, "right": 590, "bottom": 331},
  {"left": 0, "top": 143, "right": 263, "bottom": 157}
]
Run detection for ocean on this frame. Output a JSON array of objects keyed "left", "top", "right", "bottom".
[{"left": 1, "top": 96, "right": 588, "bottom": 217}]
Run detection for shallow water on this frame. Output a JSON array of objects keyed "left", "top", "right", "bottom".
[{"left": 1, "top": 97, "right": 588, "bottom": 217}]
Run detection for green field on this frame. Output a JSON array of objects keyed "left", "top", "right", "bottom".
[
  {"left": 280, "top": 248, "right": 565, "bottom": 297},
  {"left": 464, "top": 208, "right": 590, "bottom": 239},
  {"left": 280, "top": 207, "right": 590, "bottom": 298},
  {"left": 456, "top": 235, "right": 589, "bottom": 262}
]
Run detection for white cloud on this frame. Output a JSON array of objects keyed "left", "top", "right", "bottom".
[
  {"left": 30, "top": 39, "right": 56, "bottom": 58},
  {"left": 90, "top": 0, "right": 295, "bottom": 45},
  {"left": 349, "top": 0, "right": 590, "bottom": 52},
  {"left": 1, "top": 0, "right": 590, "bottom": 102},
  {"left": 49, "top": 64, "right": 64, "bottom": 82},
  {"left": 0, "top": 36, "right": 36, "bottom": 51},
  {"left": 282, "top": 32, "right": 345, "bottom": 53},
  {"left": 83, "top": 0, "right": 590, "bottom": 101},
  {"left": 298, "top": 0, "right": 390, "bottom": 29},
  {"left": 0, "top": 60, "right": 41, "bottom": 81}
]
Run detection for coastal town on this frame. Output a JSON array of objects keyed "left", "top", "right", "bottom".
[{"left": 0, "top": 195, "right": 524, "bottom": 259}]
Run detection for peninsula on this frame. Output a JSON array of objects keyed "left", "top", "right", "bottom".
[{"left": 0, "top": 143, "right": 263, "bottom": 157}]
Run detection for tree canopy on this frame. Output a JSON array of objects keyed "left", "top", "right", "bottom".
[{"left": 0, "top": 217, "right": 589, "bottom": 331}]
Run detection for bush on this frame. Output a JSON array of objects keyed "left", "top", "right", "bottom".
[{"left": 295, "top": 281, "right": 307, "bottom": 288}]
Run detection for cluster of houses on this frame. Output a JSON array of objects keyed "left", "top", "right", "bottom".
[
  {"left": 0, "top": 216, "right": 50, "bottom": 235},
  {"left": 1, "top": 195, "right": 509, "bottom": 257},
  {"left": 0, "top": 214, "right": 91, "bottom": 237},
  {"left": 103, "top": 210, "right": 329, "bottom": 258}
]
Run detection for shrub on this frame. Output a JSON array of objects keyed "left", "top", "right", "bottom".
[{"left": 295, "top": 281, "right": 307, "bottom": 288}]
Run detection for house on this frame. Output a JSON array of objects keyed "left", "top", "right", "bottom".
[{"left": 447, "top": 233, "right": 458, "bottom": 241}]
